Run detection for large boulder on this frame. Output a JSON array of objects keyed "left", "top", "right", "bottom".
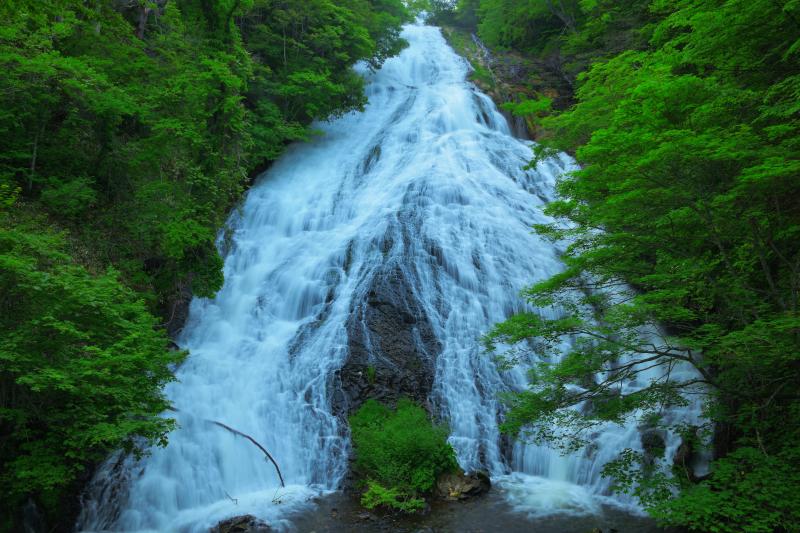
[
  {"left": 435, "top": 471, "right": 491, "bottom": 501},
  {"left": 211, "top": 514, "right": 271, "bottom": 533},
  {"left": 640, "top": 428, "right": 666, "bottom": 467}
]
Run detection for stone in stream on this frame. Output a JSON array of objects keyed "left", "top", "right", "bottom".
[
  {"left": 435, "top": 470, "right": 491, "bottom": 501},
  {"left": 211, "top": 514, "right": 271, "bottom": 533}
]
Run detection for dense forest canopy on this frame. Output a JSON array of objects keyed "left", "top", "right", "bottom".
[
  {"left": 0, "top": 0, "right": 409, "bottom": 529},
  {"left": 428, "top": 0, "right": 800, "bottom": 531}
]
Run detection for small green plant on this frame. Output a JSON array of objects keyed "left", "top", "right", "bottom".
[
  {"left": 361, "top": 481, "right": 426, "bottom": 512},
  {"left": 366, "top": 365, "right": 376, "bottom": 385},
  {"left": 349, "top": 399, "right": 458, "bottom": 512}
]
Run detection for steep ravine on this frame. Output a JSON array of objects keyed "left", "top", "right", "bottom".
[{"left": 78, "top": 21, "right": 674, "bottom": 533}]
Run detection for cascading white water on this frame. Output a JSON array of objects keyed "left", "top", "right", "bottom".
[{"left": 78, "top": 20, "right": 697, "bottom": 532}]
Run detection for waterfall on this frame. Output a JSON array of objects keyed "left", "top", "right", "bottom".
[{"left": 78, "top": 20, "right": 694, "bottom": 532}]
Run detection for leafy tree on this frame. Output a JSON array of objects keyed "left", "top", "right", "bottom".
[
  {"left": 0, "top": 217, "right": 184, "bottom": 527},
  {"left": 471, "top": 0, "right": 580, "bottom": 50},
  {"left": 0, "top": 0, "right": 409, "bottom": 321}
]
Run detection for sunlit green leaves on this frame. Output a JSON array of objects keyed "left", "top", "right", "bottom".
[{"left": 350, "top": 399, "right": 458, "bottom": 512}]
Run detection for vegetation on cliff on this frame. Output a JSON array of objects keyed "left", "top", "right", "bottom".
[
  {"left": 430, "top": 0, "right": 800, "bottom": 530},
  {"left": 0, "top": 1, "right": 409, "bottom": 529}
]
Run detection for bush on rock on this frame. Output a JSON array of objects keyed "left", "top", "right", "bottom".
[{"left": 349, "top": 399, "right": 458, "bottom": 512}]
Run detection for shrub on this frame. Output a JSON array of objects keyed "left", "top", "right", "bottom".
[
  {"left": 361, "top": 481, "right": 426, "bottom": 513},
  {"left": 39, "top": 178, "right": 97, "bottom": 218},
  {"left": 349, "top": 399, "right": 458, "bottom": 512}
]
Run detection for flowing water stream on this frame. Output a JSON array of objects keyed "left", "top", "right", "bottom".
[{"left": 78, "top": 21, "right": 693, "bottom": 532}]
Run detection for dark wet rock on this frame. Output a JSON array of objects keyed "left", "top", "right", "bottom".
[
  {"left": 673, "top": 440, "right": 694, "bottom": 471},
  {"left": 640, "top": 428, "right": 667, "bottom": 466},
  {"left": 435, "top": 471, "right": 491, "bottom": 501},
  {"left": 211, "top": 514, "right": 271, "bottom": 533},
  {"left": 499, "top": 431, "right": 516, "bottom": 464},
  {"left": 164, "top": 281, "right": 194, "bottom": 338},
  {"left": 333, "top": 263, "right": 440, "bottom": 416},
  {"left": 362, "top": 144, "right": 382, "bottom": 175}
]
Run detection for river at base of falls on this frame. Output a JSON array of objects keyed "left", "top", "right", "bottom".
[
  {"left": 77, "top": 19, "right": 688, "bottom": 533},
  {"left": 290, "top": 486, "right": 665, "bottom": 533}
]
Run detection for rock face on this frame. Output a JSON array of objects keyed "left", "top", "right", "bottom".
[
  {"left": 640, "top": 428, "right": 667, "bottom": 466},
  {"left": 435, "top": 471, "right": 491, "bottom": 501},
  {"left": 333, "top": 263, "right": 440, "bottom": 415},
  {"left": 211, "top": 514, "right": 271, "bottom": 533}
]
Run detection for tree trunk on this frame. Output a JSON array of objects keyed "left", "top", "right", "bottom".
[
  {"left": 544, "top": 0, "right": 577, "bottom": 33},
  {"left": 136, "top": 5, "right": 151, "bottom": 39},
  {"left": 165, "top": 407, "right": 286, "bottom": 487}
]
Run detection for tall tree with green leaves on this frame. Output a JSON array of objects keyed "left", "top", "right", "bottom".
[{"left": 0, "top": 217, "right": 184, "bottom": 529}]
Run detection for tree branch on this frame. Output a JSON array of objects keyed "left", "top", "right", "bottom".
[{"left": 167, "top": 407, "right": 285, "bottom": 487}]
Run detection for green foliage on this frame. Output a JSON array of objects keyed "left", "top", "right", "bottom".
[
  {"left": 470, "top": 0, "right": 581, "bottom": 50},
  {"left": 599, "top": 443, "right": 800, "bottom": 532},
  {"left": 0, "top": 0, "right": 409, "bottom": 320},
  {"left": 470, "top": 62, "right": 495, "bottom": 87},
  {"left": 349, "top": 399, "right": 458, "bottom": 512},
  {"left": 361, "top": 480, "right": 427, "bottom": 512},
  {"left": 475, "top": 0, "right": 800, "bottom": 530},
  {"left": 502, "top": 97, "right": 553, "bottom": 117},
  {"left": 0, "top": 216, "right": 184, "bottom": 525},
  {"left": 39, "top": 178, "right": 97, "bottom": 218},
  {"left": 440, "top": 27, "right": 495, "bottom": 89},
  {"left": 651, "top": 446, "right": 800, "bottom": 532},
  {"left": 0, "top": 180, "right": 20, "bottom": 211},
  {"left": 428, "top": 0, "right": 480, "bottom": 27}
]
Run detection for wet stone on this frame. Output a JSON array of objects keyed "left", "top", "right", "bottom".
[
  {"left": 211, "top": 514, "right": 271, "bottom": 533},
  {"left": 435, "top": 471, "right": 491, "bottom": 501}
]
